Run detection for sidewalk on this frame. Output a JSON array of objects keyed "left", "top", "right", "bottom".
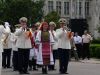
[{"left": 80, "top": 59, "right": 100, "bottom": 64}]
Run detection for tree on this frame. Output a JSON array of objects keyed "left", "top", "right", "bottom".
[
  {"left": 44, "top": 11, "right": 60, "bottom": 28},
  {"left": 0, "top": 0, "right": 44, "bottom": 26},
  {"left": 97, "top": 26, "right": 100, "bottom": 33}
]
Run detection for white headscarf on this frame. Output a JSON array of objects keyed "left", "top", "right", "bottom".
[
  {"left": 4, "top": 22, "right": 10, "bottom": 27},
  {"left": 4, "top": 22, "right": 11, "bottom": 33}
]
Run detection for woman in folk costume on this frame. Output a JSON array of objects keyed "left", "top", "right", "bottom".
[
  {"left": 35, "top": 22, "right": 54, "bottom": 74},
  {"left": 15, "top": 17, "right": 32, "bottom": 74},
  {"left": 29, "top": 25, "right": 38, "bottom": 71},
  {"left": 0, "top": 24, "right": 10, "bottom": 75},
  {"left": 56, "top": 18, "right": 72, "bottom": 74},
  {"left": 2, "top": 22, "right": 12, "bottom": 68},
  {"left": 48, "top": 22, "right": 58, "bottom": 70}
]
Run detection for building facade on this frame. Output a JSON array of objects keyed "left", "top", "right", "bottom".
[{"left": 43, "top": 0, "right": 100, "bottom": 38}]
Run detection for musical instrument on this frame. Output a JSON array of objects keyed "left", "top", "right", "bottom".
[{"left": 63, "top": 25, "right": 72, "bottom": 39}]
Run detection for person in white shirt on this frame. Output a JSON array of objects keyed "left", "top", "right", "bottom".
[
  {"left": 2, "top": 22, "right": 12, "bottom": 68},
  {"left": 48, "top": 21, "right": 58, "bottom": 70},
  {"left": 69, "top": 32, "right": 79, "bottom": 61},
  {"left": 56, "top": 18, "right": 71, "bottom": 74},
  {"left": 82, "top": 30, "right": 92, "bottom": 60},
  {"left": 29, "top": 25, "right": 38, "bottom": 71},
  {"left": 15, "top": 17, "right": 32, "bottom": 74},
  {"left": 0, "top": 24, "right": 9, "bottom": 75},
  {"left": 11, "top": 27, "right": 18, "bottom": 71},
  {"left": 74, "top": 32, "right": 82, "bottom": 59}
]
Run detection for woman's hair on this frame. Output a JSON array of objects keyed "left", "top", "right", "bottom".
[{"left": 39, "top": 22, "right": 49, "bottom": 31}]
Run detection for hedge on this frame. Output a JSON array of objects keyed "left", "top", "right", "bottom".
[
  {"left": 90, "top": 44, "right": 100, "bottom": 58},
  {"left": 91, "top": 39, "right": 100, "bottom": 44}
]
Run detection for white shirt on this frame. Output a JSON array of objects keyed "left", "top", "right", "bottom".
[
  {"left": 15, "top": 27, "right": 32, "bottom": 49},
  {"left": 0, "top": 25, "right": 7, "bottom": 52},
  {"left": 10, "top": 33, "right": 18, "bottom": 51},
  {"left": 49, "top": 30, "right": 58, "bottom": 50},
  {"left": 82, "top": 34, "right": 92, "bottom": 43},
  {"left": 3, "top": 32, "right": 12, "bottom": 49},
  {"left": 56, "top": 28, "right": 71, "bottom": 49},
  {"left": 74, "top": 36, "right": 82, "bottom": 44}
]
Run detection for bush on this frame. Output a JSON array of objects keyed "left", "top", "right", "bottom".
[
  {"left": 90, "top": 44, "right": 100, "bottom": 58},
  {"left": 44, "top": 11, "right": 60, "bottom": 29},
  {"left": 91, "top": 39, "right": 100, "bottom": 44}
]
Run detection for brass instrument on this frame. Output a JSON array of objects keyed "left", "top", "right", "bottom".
[{"left": 3, "top": 34, "right": 9, "bottom": 48}]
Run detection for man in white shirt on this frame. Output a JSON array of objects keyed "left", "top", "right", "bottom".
[
  {"left": 15, "top": 17, "right": 32, "bottom": 74},
  {"left": 74, "top": 32, "right": 82, "bottom": 59},
  {"left": 82, "top": 30, "right": 92, "bottom": 60},
  {"left": 0, "top": 24, "right": 9, "bottom": 75},
  {"left": 48, "top": 21, "right": 58, "bottom": 70},
  {"left": 56, "top": 18, "right": 71, "bottom": 74},
  {"left": 2, "top": 22, "right": 12, "bottom": 68}
]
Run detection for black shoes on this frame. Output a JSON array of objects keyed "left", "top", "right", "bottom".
[
  {"left": 19, "top": 71, "right": 30, "bottom": 74},
  {"left": 42, "top": 67, "right": 48, "bottom": 74},
  {"left": 60, "top": 72, "right": 69, "bottom": 74},
  {"left": 33, "top": 68, "right": 38, "bottom": 71},
  {"left": 19, "top": 71, "right": 24, "bottom": 74}
]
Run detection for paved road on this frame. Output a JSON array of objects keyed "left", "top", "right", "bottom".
[{"left": 2, "top": 60, "right": 100, "bottom": 75}]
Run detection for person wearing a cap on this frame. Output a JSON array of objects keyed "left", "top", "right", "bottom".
[
  {"left": 15, "top": 17, "right": 32, "bottom": 74},
  {"left": 48, "top": 21, "right": 58, "bottom": 70},
  {"left": 35, "top": 22, "right": 54, "bottom": 74},
  {"left": 35, "top": 22, "right": 41, "bottom": 30},
  {"left": 56, "top": 18, "right": 71, "bottom": 74},
  {"left": 10, "top": 27, "right": 18, "bottom": 71},
  {"left": 2, "top": 22, "right": 12, "bottom": 68},
  {"left": 0, "top": 24, "right": 10, "bottom": 75},
  {"left": 29, "top": 25, "right": 38, "bottom": 71}
]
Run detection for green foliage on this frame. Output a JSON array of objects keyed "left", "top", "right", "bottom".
[
  {"left": 97, "top": 26, "right": 100, "bottom": 33},
  {"left": 0, "top": 0, "right": 44, "bottom": 26},
  {"left": 91, "top": 39, "right": 100, "bottom": 44},
  {"left": 44, "top": 11, "right": 60, "bottom": 29},
  {"left": 90, "top": 44, "right": 100, "bottom": 58}
]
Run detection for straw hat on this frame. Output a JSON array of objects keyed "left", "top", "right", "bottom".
[
  {"left": 19, "top": 17, "right": 28, "bottom": 22},
  {"left": 58, "top": 18, "right": 67, "bottom": 24},
  {"left": 49, "top": 21, "right": 56, "bottom": 27}
]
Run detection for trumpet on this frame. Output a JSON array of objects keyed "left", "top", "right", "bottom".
[
  {"left": 63, "top": 25, "right": 72, "bottom": 39},
  {"left": 63, "top": 25, "right": 71, "bottom": 31},
  {"left": 3, "top": 34, "right": 9, "bottom": 47}
]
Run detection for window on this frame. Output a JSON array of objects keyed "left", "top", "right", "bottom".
[
  {"left": 64, "top": 2, "right": 70, "bottom": 15},
  {"left": 56, "top": 1, "right": 61, "bottom": 15},
  {"left": 48, "top": 1, "right": 53, "bottom": 12},
  {"left": 79, "top": 2, "right": 82, "bottom": 16},
  {"left": 85, "top": 2, "right": 89, "bottom": 16},
  {"left": 76, "top": 2, "right": 78, "bottom": 16}
]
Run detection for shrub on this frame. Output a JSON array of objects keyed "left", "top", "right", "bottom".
[
  {"left": 90, "top": 44, "right": 100, "bottom": 58},
  {"left": 91, "top": 39, "right": 100, "bottom": 44}
]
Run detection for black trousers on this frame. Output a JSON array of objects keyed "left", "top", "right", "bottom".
[
  {"left": 2, "top": 49, "right": 12, "bottom": 68},
  {"left": 48, "top": 50, "right": 58, "bottom": 70},
  {"left": 18, "top": 48, "right": 30, "bottom": 72},
  {"left": 29, "top": 58, "right": 37, "bottom": 69},
  {"left": 12, "top": 51, "right": 18, "bottom": 70},
  {"left": 75, "top": 44, "right": 82, "bottom": 58},
  {"left": 82, "top": 43, "right": 90, "bottom": 59},
  {"left": 58, "top": 48, "right": 69, "bottom": 73}
]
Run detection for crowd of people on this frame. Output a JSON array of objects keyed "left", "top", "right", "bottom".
[{"left": 0, "top": 17, "right": 93, "bottom": 75}]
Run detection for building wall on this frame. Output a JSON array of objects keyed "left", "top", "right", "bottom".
[
  {"left": 36, "top": 0, "right": 100, "bottom": 38},
  {"left": 89, "top": 0, "right": 100, "bottom": 38}
]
